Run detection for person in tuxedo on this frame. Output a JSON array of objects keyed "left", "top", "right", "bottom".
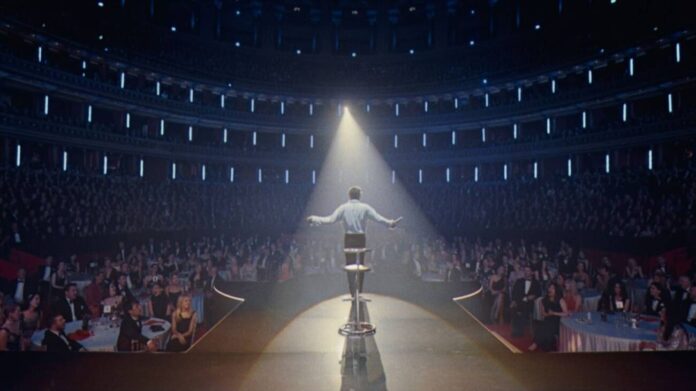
[
  {"left": 5, "top": 268, "right": 35, "bottom": 306},
  {"left": 42, "top": 313, "right": 84, "bottom": 352},
  {"left": 680, "top": 286, "right": 696, "bottom": 325},
  {"left": 643, "top": 282, "right": 669, "bottom": 317},
  {"left": 116, "top": 301, "right": 156, "bottom": 352},
  {"left": 52, "top": 283, "right": 88, "bottom": 322},
  {"left": 510, "top": 266, "right": 542, "bottom": 337},
  {"left": 673, "top": 275, "right": 692, "bottom": 315}
]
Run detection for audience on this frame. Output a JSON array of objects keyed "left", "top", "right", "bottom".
[
  {"left": 166, "top": 295, "right": 197, "bottom": 352},
  {"left": 0, "top": 303, "right": 24, "bottom": 351},
  {"left": 52, "top": 283, "right": 88, "bottom": 322},
  {"left": 116, "top": 301, "right": 156, "bottom": 352}
]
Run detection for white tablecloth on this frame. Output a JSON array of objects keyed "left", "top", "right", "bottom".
[
  {"left": 559, "top": 312, "right": 658, "bottom": 352},
  {"left": 139, "top": 292, "right": 205, "bottom": 324},
  {"left": 581, "top": 289, "right": 602, "bottom": 312},
  {"left": 32, "top": 318, "right": 170, "bottom": 352}
]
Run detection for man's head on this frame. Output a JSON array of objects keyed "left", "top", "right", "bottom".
[
  {"left": 679, "top": 275, "right": 691, "bottom": 290},
  {"left": 49, "top": 313, "right": 67, "bottom": 331},
  {"left": 65, "top": 283, "right": 78, "bottom": 300},
  {"left": 348, "top": 186, "right": 362, "bottom": 200},
  {"left": 126, "top": 300, "right": 142, "bottom": 318},
  {"left": 17, "top": 268, "right": 26, "bottom": 280}
]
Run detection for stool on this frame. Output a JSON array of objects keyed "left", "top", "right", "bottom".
[{"left": 339, "top": 248, "right": 376, "bottom": 337}]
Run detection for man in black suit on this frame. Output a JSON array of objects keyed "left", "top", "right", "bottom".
[
  {"left": 52, "top": 283, "right": 88, "bottom": 322},
  {"left": 5, "top": 268, "right": 35, "bottom": 306},
  {"left": 117, "top": 301, "right": 157, "bottom": 352},
  {"left": 510, "top": 266, "right": 542, "bottom": 337},
  {"left": 42, "top": 313, "right": 84, "bottom": 352}
]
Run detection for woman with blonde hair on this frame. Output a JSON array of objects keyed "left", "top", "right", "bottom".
[
  {"left": 563, "top": 280, "right": 583, "bottom": 313},
  {"left": 166, "top": 294, "right": 197, "bottom": 352}
]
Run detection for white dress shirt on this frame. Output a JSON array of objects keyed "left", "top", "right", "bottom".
[
  {"left": 311, "top": 199, "right": 393, "bottom": 234},
  {"left": 14, "top": 281, "right": 25, "bottom": 304}
]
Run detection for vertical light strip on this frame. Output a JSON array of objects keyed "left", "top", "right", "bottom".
[
  {"left": 667, "top": 93, "right": 673, "bottom": 113},
  {"left": 310, "top": 134, "right": 314, "bottom": 149},
  {"left": 230, "top": 167, "right": 235, "bottom": 183},
  {"left": 394, "top": 134, "right": 399, "bottom": 149},
  {"left": 312, "top": 170, "right": 316, "bottom": 184},
  {"left": 281, "top": 133, "right": 286, "bottom": 148},
  {"left": 551, "top": 79, "right": 556, "bottom": 94},
  {"left": 533, "top": 162, "right": 538, "bottom": 179},
  {"left": 257, "top": 168, "right": 263, "bottom": 183},
  {"left": 16, "top": 144, "right": 21, "bottom": 167},
  {"left": 44, "top": 95, "right": 49, "bottom": 115},
  {"left": 160, "top": 119, "right": 165, "bottom": 136},
  {"left": 605, "top": 154, "right": 610, "bottom": 174},
  {"left": 87, "top": 105, "right": 92, "bottom": 123},
  {"left": 188, "top": 126, "right": 193, "bottom": 141},
  {"left": 485, "top": 93, "right": 490, "bottom": 107},
  {"left": 220, "top": 95, "right": 225, "bottom": 108},
  {"left": 424, "top": 101, "right": 429, "bottom": 113},
  {"left": 648, "top": 149, "right": 653, "bottom": 170},
  {"left": 391, "top": 170, "right": 396, "bottom": 184},
  {"left": 622, "top": 103, "right": 628, "bottom": 122},
  {"left": 139, "top": 159, "right": 144, "bottom": 177},
  {"left": 285, "top": 169, "right": 289, "bottom": 184},
  {"left": 252, "top": 131, "right": 257, "bottom": 146},
  {"left": 202, "top": 164, "right": 206, "bottom": 181},
  {"left": 280, "top": 101, "right": 285, "bottom": 115},
  {"left": 189, "top": 88, "right": 194, "bottom": 103},
  {"left": 37, "top": 46, "right": 43, "bottom": 62},
  {"left": 418, "top": 169, "right": 423, "bottom": 184},
  {"left": 587, "top": 69, "right": 593, "bottom": 84},
  {"left": 62, "top": 150, "right": 68, "bottom": 171},
  {"left": 103, "top": 155, "right": 108, "bottom": 175},
  {"left": 120, "top": 72, "right": 125, "bottom": 89},
  {"left": 309, "top": 103, "right": 314, "bottom": 116},
  {"left": 395, "top": 103, "right": 400, "bottom": 117},
  {"left": 481, "top": 127, "right": 486, "bottom": 143},
  {"left": 451, "top": 131, "right": 456, "bottom": 145},
  {"left": 422, "top": 133, "right": 427, "bottom": 147},
  {"left": 223, "top": 128, "right": 228, "bottom": 143},
  {"left": 517, "top": 87, "right": 522, "bottom": 102},
  {"left": 156, "top": 81, "right": 161, "bottom": 96},
  {"left": 503, "top": 164, "right": 508, "bottom": 181},
  {"left": 366, "top": 104, "right": 371, "bottom": 113},
  {"left": 125, "top": 113, "right": 131, "bottom": 128},
  {"left": 567, "top": 158, "right": 572, "bottom": 177},
  {"left": 250, "top": 98, "right": 255, "bottom": 113},
  {"left": 513, "top": 123, "right": 518, "bottom": 139},
  {"left": 629, "top": 58, "right": 634, "bottom": 76},
  {"left": 454, "top": 98, "right": 459, "bottom": 109},
  {"left": 582, "top": 111, "right": 587, "bottom": 129},
  {"left": 172, "top": 163, "right": 176, "bottom": 180},
  {"left": 546, "top": 118, "right": 551, "bottom": 134},
  {"left": 474, "top": 166, "right": 479, "bottom": 182},
  {"left": 675, "top": 43, "right": 681, "bottom": 63},
  {"left": 446, "top": 168, "right": 451, "bottom": 183}
]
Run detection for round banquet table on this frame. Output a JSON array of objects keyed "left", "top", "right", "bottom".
[
  {"left": 559, "top": 312, "right": 658, "bottom": 352},
  {"left": 139, "top": 292, "right": 205, "bottom": 324},
  {"left": 580, "top": 289, "right": 601, "bottom": 312},
  {"left": 32, "top": 318, "right": 171, "bottom": 352}
]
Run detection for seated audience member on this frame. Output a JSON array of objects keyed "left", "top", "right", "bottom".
[
  {"left": 643, "top": 282, "right": 669, "bottom": 317},
  {"left": 115, "top": 274, "right": 135, "bottom": 302},
  {"left": 166, "top": 295, "right": 197, "bottom": 352},
  {"left": 189, "top": 263, "right": 207, "bottom": 290},
  {"left": 652, "top": 257, "right": 671, "bottom": 279},
  {"left": 166, "top": 274, "right": 183, "bottom": 306},
  {"left": 673, "top": 275, "right": 692, "bottom": 309},
  {"left": 117, "top": 301, "right": 157, "bottom": 352},
  {"left": 562, "top": 281, "right": 583, "bottom": 313},
  {"left": 52, "top": 283, "right": 88, "bottom": 322},
  {"left": 488, "top": 265, "right": 507, "bottom": 324},
  {"left": 572, "top": 262, "right": 591, "bottom": 291},
  {"left": 681, "top": 286, "right": 696, "bottom": 325},
  {"left": 624, "top": 258, "right": 644, "bottom": 280},
  {"left": 84, "top": 272, "right": 106, "bottom": 317},
  {"left": 42, "top": 313, "right": 84, "bottom": 352},
  {"left": 601, "top": 281, "right": 631, "bottom": 313},
  {"left": 148, "top": 282, "right": 171, "bottom": 320},
  {"left": 5, "top": 268, "right": 34, "bottom": 306},
  {"left": 0, "top": 303, "right": 24, "bottom": 351},
  {"left": 529, "top": 284, "right": 568, "bottom": 351},
  {"left": 21, "top": 293, "right": 42, "bottom": 339},
  {"left": 101, "top": 282, "right": 123, "bottom": 315},
  {"left": 50, "top": 261, "right": 68, "bottom": 302},
  {"left": 643, "top": 306, "right": 689, "bottom": 351},
  {"left": 594, "top": 265, "right": 611, "bottom": 296}
]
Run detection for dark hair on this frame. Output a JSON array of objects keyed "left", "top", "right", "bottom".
[
  {"left": 4, "top": 302, "right": 19, "bottom": 317},
  {"left": 48, "top": 312, "right": 65, "bottom": 325},
  {"left": 612, "top": 281, "right": 628, "bottom": 299},
  {"left": 124, "top": 300, "right": 139, "bottom": 313},
  {"left": 66, "top": 283, "right": 78, "bottom": 291},
  {"left": 348, "top": 186, "right": 362, "bottom": 200}
]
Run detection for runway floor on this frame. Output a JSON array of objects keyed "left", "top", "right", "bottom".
[{"left": 1, "top": 273, "right": 695, "bottom": 390}]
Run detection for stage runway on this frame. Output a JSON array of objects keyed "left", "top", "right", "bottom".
[{"left": 196, "top": 293, "right": 522, "bottom": 391}]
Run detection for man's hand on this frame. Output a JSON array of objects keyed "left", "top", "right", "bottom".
[
  {"left": 389, "top": 217, "right": 403, "bottom": 229},
  {"left": 306, "top": 216, "right": 317, "bottom": 225}
]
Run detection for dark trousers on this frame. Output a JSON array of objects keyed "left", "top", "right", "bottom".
[
  {"left": 344, "top": 233, "right": 366, "bottom": 297},
  {"left": 511, "top": 301, "right": 533, "bottom": 337}
]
